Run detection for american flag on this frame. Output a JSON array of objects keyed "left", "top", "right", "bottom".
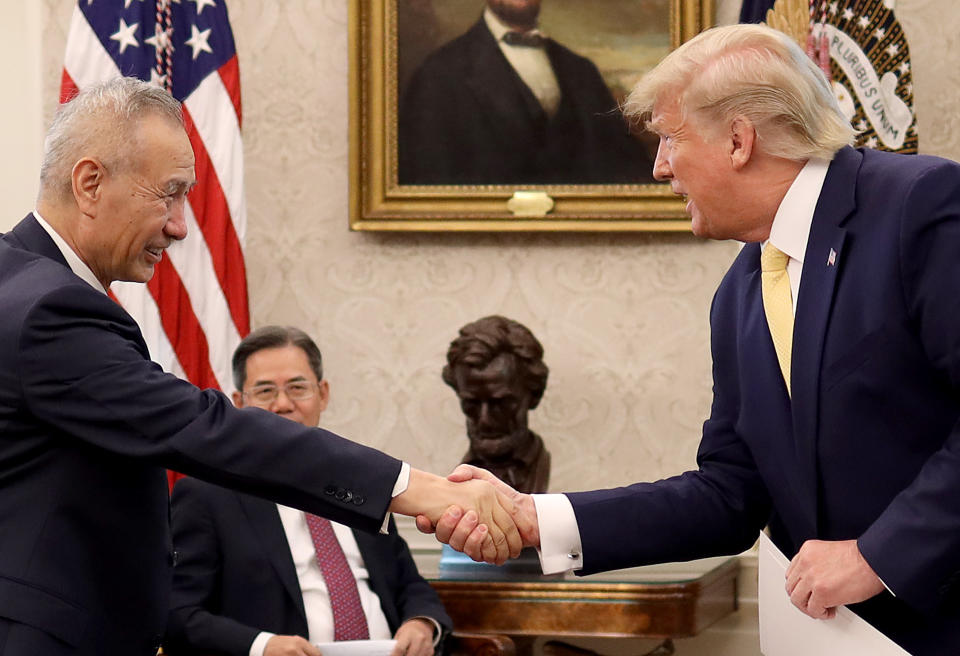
[{"left": 61, "top": 0, "right": 250, "bottom": 486}]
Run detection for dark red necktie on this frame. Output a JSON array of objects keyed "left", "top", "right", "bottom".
[{"left": 305, "top": 513, "right": 370, "bottom": 640}]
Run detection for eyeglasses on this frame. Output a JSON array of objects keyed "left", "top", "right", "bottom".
[{"left": 242, "top": 381, "right": 318, "bottom": 406}]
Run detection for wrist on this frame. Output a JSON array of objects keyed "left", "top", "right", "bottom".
[{"left": 389, "top": 469, "right": 446, "bottom": 520}]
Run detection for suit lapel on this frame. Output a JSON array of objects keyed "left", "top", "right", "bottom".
[
  {"left": 5, "top": 213, "right": 69, "bottom": 266},
  {"left": 740, "top": 245, "right": 817, "bottom": 535},
  {"left": 790, "top": 147, "right": 861, "bottom": 533},
  {"left": 237, "top": 494, "right": 308, "bottom": 623}
]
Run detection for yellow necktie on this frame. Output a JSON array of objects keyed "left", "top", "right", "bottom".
[{"left": 761, "top": 244, "right": 793, "bottom": 396}]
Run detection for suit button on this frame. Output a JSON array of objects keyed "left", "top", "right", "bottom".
[
  {"left": 352, "top": 495, "right": 365, "bottom": 506},
  {"left": 342, "top": 490, "right": 353, "bottom": 502},
  {"left": 170, "top": 550, "right": 180, "bottom": 567},
  {"left": 335, "top": 488, "right": 348, "bottom": 501},
  {"left": 324, "top": 485, "right": 337, "bottom": 496}
]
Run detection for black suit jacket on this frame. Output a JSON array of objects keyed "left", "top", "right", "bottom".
[
  {"left": 165, "top": 478, "right": 451, "bottom": 656},
  {"left": 0, "top": 215, "right": 401, "bottom": 656},
  {"left": 566, "top": 148, "right": 960, "bottom": 654},
  {"left": 398, "top": 17, "right": 653, "bottom": 185}
]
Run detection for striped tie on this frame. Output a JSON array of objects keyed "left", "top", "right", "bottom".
[{"left": 761, "top": 244, "right": 794, "bottom": 396}]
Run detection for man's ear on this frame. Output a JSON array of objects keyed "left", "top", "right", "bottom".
[
  {"left": 729, "top": 116, "right": 756, "bottom": 170},
  {"left": 317, "top": 379, "right": 330, "bottom": 413},
  {"left": 232, "top": 390, "right": 244, "bottom": 408},
  {"left": 71, "top": 158, "right": 105, "bottom": 215}
]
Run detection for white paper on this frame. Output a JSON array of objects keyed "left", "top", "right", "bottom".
[
  {"left": 314, "top": 640, "right": 397, "bottom": 656},
  {"left": 758, "top": 532, "right": 909, "bottom": 656}
]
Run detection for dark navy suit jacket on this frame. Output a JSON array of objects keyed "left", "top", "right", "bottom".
[
  {"left": 0, "top": 215, "right": 401, "bottom": 656},
  {"left": 566, "top": 147, "right": 960, "bottom": 654},
  {"left": 398, "top": 17, "right": 653, "bottom": 185},
  {"left": 164, "top": 479, "right": 451, "bottom": 656}
]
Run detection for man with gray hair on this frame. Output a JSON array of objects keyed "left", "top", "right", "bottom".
[
  {"left": 166, "top": 326, "right": 452, "bottom": 656},
  {"left": 0, "top": 77, "right": 525, "bottom": 656},
  {"left": 428, "top": 24, "right": 960, "bottom": 653}
]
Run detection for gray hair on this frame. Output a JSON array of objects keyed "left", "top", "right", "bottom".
[
  {"left": 39, "top": 76, "right": 183, "bottom": 202},
  {"left": 623, "top": 24, "right": 855, "bottom": 161},
  {"left": 232, "top": 325, "right": 324, "bottom": 391}
]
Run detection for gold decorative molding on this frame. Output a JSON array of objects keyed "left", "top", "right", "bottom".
[{"left": 506, "top": 191, "right": 554, "bottom": 218}]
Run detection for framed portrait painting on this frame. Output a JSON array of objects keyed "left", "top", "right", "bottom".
[{"left": 349, "top": 0, "right": 715, "bottom": 231}]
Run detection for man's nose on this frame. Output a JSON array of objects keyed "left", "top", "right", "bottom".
[
  {"left": 270, "top": 388, "right": 296, "bottom": 413},
  {"left": 165, "top": 198, "right": 189, "bottom": 241},
  {"left": 652, "top": 140, "right": 672, "bottom": 181}
]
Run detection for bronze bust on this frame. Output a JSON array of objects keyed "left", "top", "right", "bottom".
[{"left": 442, "top": 316, "right": 550, "bottom": 494}]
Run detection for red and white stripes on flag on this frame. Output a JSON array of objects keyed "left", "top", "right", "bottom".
[
  {"left": 60, "top": 1, "right": 250, "bottom": 487},
  {"left": 60, "top": 3, "right": 249, "bottom": 389}
]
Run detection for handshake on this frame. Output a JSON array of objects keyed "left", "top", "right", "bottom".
[{"left": 390, "top": 464, "right": 541, "bottom": 565}]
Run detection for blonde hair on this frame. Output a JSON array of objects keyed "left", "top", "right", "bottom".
[
  {"left": 624, "top": 24, "right": 854, "bottom": 160},
  {"left": 39, "top": 76, "right": 183, "bottom": 202}
]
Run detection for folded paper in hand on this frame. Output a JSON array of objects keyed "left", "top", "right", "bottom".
[{"left": 759, "top": 532, "right": 909, "bottom": 656}]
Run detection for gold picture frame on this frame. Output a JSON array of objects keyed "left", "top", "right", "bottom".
[{"left": 349, "top": 0, "right": 714, "bottom": 231}]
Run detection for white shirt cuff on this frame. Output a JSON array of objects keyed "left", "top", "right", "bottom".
[
  {"left": 532, "top": 493, "right": 583, "bottom": 574},
  {"left": 384, "top": 462, "right": 411, "bottom": 533},
  {"left": 406, "top": 616, "right": 444, "bottom": 647},
  {"left": 249, "top": 631, "right": 274, "bottom": 656}
]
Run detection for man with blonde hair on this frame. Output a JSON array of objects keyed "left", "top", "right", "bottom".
[{"left": 428, "top": 24, "right": 960, "bottom": 653}]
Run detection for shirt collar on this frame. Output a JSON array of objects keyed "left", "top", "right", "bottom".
[
  {"left": 766, "top": 158, "right": 830, "bottom": 264},
  {"left": 484, "top": 7, "right": 543, "bottom": 43},
  {"left": 32, "top": 210, "right": 109, "bottom": 295}
]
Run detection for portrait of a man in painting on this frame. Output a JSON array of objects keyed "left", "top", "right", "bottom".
[{"left": 396, "top": 0, "right": 669, "bottom": 186}]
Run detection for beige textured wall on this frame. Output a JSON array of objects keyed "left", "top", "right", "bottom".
[{"left": 34, "top": 1, "right": 960, "bottom": 652}]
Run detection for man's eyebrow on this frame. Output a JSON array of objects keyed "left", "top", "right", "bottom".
[
  {"left": 250, "top": 375, "right": 311, "bottom": 386},
  {"left": 166, "top": 178, "right": 198, "bottom": 194}
]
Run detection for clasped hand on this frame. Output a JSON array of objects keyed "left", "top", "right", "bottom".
[{"left": 414, "top": 465, "right": 540, "bottom": 564}]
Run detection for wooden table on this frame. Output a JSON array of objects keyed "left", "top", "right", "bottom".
[{"left": 429, "top": 556, "right": 739, "bottom": 656}]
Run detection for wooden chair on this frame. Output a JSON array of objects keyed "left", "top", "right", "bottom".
[{"left": 448, "top": 631, "right": 516, "bottom": 656}]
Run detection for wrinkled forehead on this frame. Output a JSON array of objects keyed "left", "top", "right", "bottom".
[{"left": 647, "top": 93, "right": 686, "bottom": 133}]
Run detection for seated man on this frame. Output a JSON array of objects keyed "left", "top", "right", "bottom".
[{"left": 165, "top": 326, "right": 452, "bottom": 656}]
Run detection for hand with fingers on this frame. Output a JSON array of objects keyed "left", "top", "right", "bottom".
[
  {"left": 264, "top": 634, "right": 321, "bottom": 656},
  {"left": 390, "top": 468, "right": 523, "bottom": 564},
  {"left": 390, "top": 618, "right": 436, "bottom": 656},
  {"left": 415, "top": 464, "right": 540, "bottom": 563},
  {"left": 785, "top": 538, "right": 885, "bottom": 619}
]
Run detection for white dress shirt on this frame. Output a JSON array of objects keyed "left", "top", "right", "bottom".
[
  {"left": 532, "top": 159, "right": 831, "bottom": 574},
  {"left": 249, "top": 506, "right": 441, "bottom": 656},
  {"left": 484, "top": 8, "right": 561, "bottom": 117},
  {"left": 32, "top": 211, "right": 108, "bottom": 295},
  {"left": 248, "top": 508, "right": 394, "bottom": 656}
]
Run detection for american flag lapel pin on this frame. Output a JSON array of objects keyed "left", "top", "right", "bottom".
[{"left": 827, "top": 248, "right": 837, "bottom": 266}]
